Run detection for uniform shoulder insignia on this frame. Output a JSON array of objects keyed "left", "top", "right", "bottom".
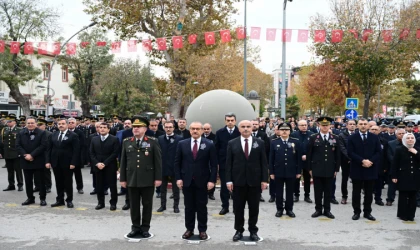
[
  {"left": 123, "top": 137, "right": 132, "bottom": 141},
  {"left": 146, "top": 136, "right": 156, "bottom": 141},
  {"left": 290, "top": 137, "right": 298, "bottom": 140},
  {"left": 272, "top": 137, "right": 281, "bottom": 141},
  {"left": 310, "top": 133, "right": 318, "bottom": 137}
]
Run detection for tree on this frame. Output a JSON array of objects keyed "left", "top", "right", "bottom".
[
  {"left": 310, "top": 0, "right": 418, "bottom": 117},
  {"left": 83, "top": 0, "right": 240, "bottom": 117},
  {"left": 286, "top": 95, "right": 300, "bottom": 119},
  {"left": 405, "top": 79, "right": 420, "bottom": 114},
  {"left": 0, "top": 0, "right": 59, "bottom": 115},
  {"left": 57, "top": 28, "right": 113, "bottom": 116}
]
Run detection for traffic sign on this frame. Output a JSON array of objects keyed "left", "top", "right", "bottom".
[
  {"left": 345, "top": 98, "right": 359, "bottom": 110},
  {"left": 345, "top": 109, "right": 358, "bottom": 119}
]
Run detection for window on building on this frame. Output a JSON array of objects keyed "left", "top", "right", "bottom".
[
  {"left": 62, "top": 67, "right": 68, "bottom": 82},
  {"left": 62, "top": 95, "right": 69, "bottom": 100},
  {"left": 43, "top": 63, "right": 51, "bottom": 80}
]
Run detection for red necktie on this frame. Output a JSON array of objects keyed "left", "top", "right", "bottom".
[
  {"left": 192, "top": 140, "right": 198, "bottom": 160},
  {"left": 244, "top": 139, "right": 249, "bottom": 160}
]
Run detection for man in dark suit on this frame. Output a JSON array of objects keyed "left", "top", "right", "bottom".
[
  {"left": 90, "top": 122, "right": 120, "bottom": 210},
  {"left": 347, "top": 118, "right": 382, "bottom": 221},
  {"left": 307, "top": 117, "right": 340, "bottom": 219},
  {"left": 215, "top": 112, "right": 241, "bottom": 215},
  {"left": 174, "top": 122, "right": 217, "bottom": 241},
  {"left": 385, "top": 128, "right": 405, "bottom": 206},
  {"left": 110, "top": 115, "right": 124, "bottom": 135},
  {"left": 16, "top": 117, "right": 48, "bottom": 206},
  {"left": 120, "top": 117, "right": 162, "bottom": 239},
  {"left": 46, "top": 119, "right": 80, "bottom": 208},
  {"left": 157, "top": 121, "right": 182, "bottom": 213},
  {"left": 202, "top": 123, "right": 216, "bottom": 200},
  {"left": 68, "top": 118, "right": 85, "bottom": 194},
  {"left": 36, "top": 119, "right": 53, "bottom": 193},
  {"left": 268, "top": 126, "right": 281, "bottom": 202},
  {"left": 146, "top": 119, "right": 165, "bottom": 138},
  {"left": 226, "top": 120, "right": 268, "bottom": 242},
  {"left": 89, "top": 122, "right": 108, "bottom": 195},
  {"left": 174, "top": 118, "right": 191, "bottom": 139},
  {"left": 251, "top": 119, "right": 270, "bottom": 202}
]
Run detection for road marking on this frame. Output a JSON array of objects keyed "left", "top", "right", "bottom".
[
  {"left": 52, "top": 207, "right": 64, "bottom": 210},
  {"left": 28, "top": 205, "right": 40, "bottom": 208},
  {"left": 403, "top": 221, "right": 416, "bottom": 224},
  {"left": 212, "top": 214, "right": 224, "bottom": 217},
  {"left": 280, "top": 217, "right": 292, "bottom": 220},
  {"left": 152, "top": 212, "right": 163, "bottom": 215},
  {"left": 5, "top": 203, "right": 17, "bottom": 207},
  {"left": 365, "top": 221, "right": 380, "bottom": 224},
  {"left": 318, "top": 218, "right": 332, "bottom": 221},
  {"left": 76, "top": 207, "right": 87, "bottom": 211}
]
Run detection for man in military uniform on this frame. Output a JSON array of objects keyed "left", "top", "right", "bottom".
[
  {"left": 1, "top": 114, "right": 23, "bottom": 191},
  {"left": 120, "top": 117, "right": 162, "bottom": 238},
  {"left": 46, "top": 119, "right": 58, "bottom": 133},
  {"left": 111, "top": 115, "right": 123, "bottom": 134},
  {"left": 307, "top": 117, "right": 340, "bottom": 219},
  {"left": 269, "top": 123, "right": 302, "bottom": 218}
]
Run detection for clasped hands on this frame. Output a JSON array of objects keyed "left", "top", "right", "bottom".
[
  {"left": 227, "top": 182, "right": 267, "bottom": 192},
  {"left": 176, "top": 180, "right": 214, "bottom": 191},
  {"left": 362, "top": 159, "right": 373, "bottom": 168},
  {"left": 24, "top": 154, "right": 33, "bottom": 161}
]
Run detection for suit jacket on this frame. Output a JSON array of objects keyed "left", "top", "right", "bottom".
[
  {"left": 46, "top": 130, "right": 80, "bottom": 168},
  {"left": 90, "top": 134, "right": 120, "bottom": 172},
  {"left": 202, "top": 132, "right": 216, "bottom": 143},
  {"left": 0, "top": 126, "right": 22, "bottom": 159},
  {"left": 215, "top": 126, "right": 241, "bottom": 169},
  {"left": 15, "top": 128, "right": 48, "bottom": 170},
  {"left": 146, "top": 129, "right": 165, "bottom": 139},
  {"left": 391, "top": 146, "right": 420, "bottom": 191},
  {"left": 158, "top": 134, "right": 183, "bottom": 177},
  {"left": 386, "top": 139, "right": 402, "bottom": 167},
  {"left": 269, "top": 137, "right": 302, "bottom": 178},
  {"left": 174, "top": 138, "right": 217, "bottom": 188},
  {"left": 225, "top": 137, "right": 268, "bottom": 187},
  {"left": 70, "top": 128, "right": 85, "bottom": 165},
  {"left": 307, "top": 133, "right": 341, "bottom": 178},
  {"left": 347, "top": 132, "right": 381, "bottom": 180},
  {"left": 174, "top": 128, "right": 191, "bottom": 139},
  {"left": 252, "top": 130, "right": 270, "bottom": 159}
]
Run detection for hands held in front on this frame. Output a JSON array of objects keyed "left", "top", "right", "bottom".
[
  {"left": 120, "top": 181, "right": 127, "bottom": 188},
  {"left": 207, "top": 182, "right": 214, "bottom": 190},
  {"left": 261, "top": 182, "right": 268, "bottom": 191},
  {"left": 24, "top": 154, "right": 33, "bottom": 161},
  {"left": 392, "top": 179, "right": 397, "bottom": 183},
  {"left": 97, "top": 163, "right": 105, "bottom": 170},
  {"left": 362, "top": 159, "right": 373, "bottom": 168},
  {"left": 45, "top": 163, "right": 51, "bottom": 169},
  {"left": 408, "top": 148, "right": 418, "bottom": 155},
  {"left": 155, "top": 180, "right": 162, "bottom": 187},
  {"left": 177, "top": 180, "right": 183, "bottom": 189},
  {"left": 227, "top": 183, "right": 233, "bottom": 192}
]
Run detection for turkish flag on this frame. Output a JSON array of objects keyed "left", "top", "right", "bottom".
[
  {"left": 314, "top": 30, "right": 326, "bottom": 43},
  {"left": 362, "top": 29, "right": 373, "bottom": 41},
  {"left": 382, "top": 30, "right": 392, "bottom": 42},
  {"left": 66, "top": 43, "right": 76, "bottom": 55},
  {"left": 399, "top": 28, "right": 410, "bottom": 40},
  {"left": 80, "top": 42, "right": 90, "bottom": 48},
  {"left": 282, "top": 29, "right": 292, "bottom": 42},
  {"left": 0, "top": 40, "right": 4, "bottom": 53},
  {"left": 52, "top": 42, "right": 61, "bottom": 55},
  {"left": 172, "top": 36, "right": 183, "bottom": 49},
  {"left": 349, "top": 29, "right": 358, "bottom": 39},
  {"left": 142, "top": 39, "right": 152, "bottom": 52},
  {"left": 111, "top": 41, "right": 121, "bottom": 53},
  {"left": 127, "top": 40, "right": 137, "bottom": 52},
  {"left": 266, "top": 28, "right": 277, "bottom": 41},
  {"left": 10, "top": 42, "right": 20, "bottom": 54},
  {"left": 220, "top": 29, "right": 231, "bottom": 43},
  {"left": 24, "top": 42, "right": 34, "bottom": 54},
  {"left": 157, "top": 38, "right": 167, "bottom": 50},
  {"left": 250, "top": 27, "right": 261, "bottom": 40},
  {"left": 96, "top": 41, "right": 106, "bottom": 47},
  {"left": 331, "top": 30, "right": 343, "bottom": 43},
  {"left": 205, "top": 32, "right": 215, "bottom": 45},
  {"left": 236, "top": 27, "right": 246, "bottom": 40},
  {"left": 297, "top": 30, "right": 309, "bottom": 43},
  {"left": 38, "top": 42, "right": 48, "bottom": 55},
  {"left": 188, "top": 34, "right": 197, "bottom": 44},
  {"left": 417, "top": 29, "right": 420, "bottom": 39}
]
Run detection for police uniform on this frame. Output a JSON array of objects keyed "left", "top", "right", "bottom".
[
  {"left": 1, "top": 114, "right": 23, "bottom": 191},
  {"left": 120, "top": 117, "right": 162, "bottom": 238}
]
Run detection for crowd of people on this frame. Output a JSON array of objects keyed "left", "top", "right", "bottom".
[{"left": 1, "top": 112, "right": 419, "bottom": 241}]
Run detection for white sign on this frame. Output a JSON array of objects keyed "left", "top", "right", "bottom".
[{"left": 0, "top": 91, "right": 10, "bottom": 104}]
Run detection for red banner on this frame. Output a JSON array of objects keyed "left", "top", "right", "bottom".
[
  {"left": 67, "top": 43, "right": 76, "bottom": 55},
  {"left": 266, "top": 28, "right": 276, "bottom": 41},
  {"left": 0, "top": 40, "right": 4, "bottom": 53},
  {"left": 127, "top": 40, "right": 137, "bottom": 52},
  {"left": 236, "top": 27, "right": 245, "bottom": 40},
  {"left": 142, "top": 39, "right": 152, "bottom": 52},
  {"left": 52, "top": 42, "right": 61, "bottom": 55},
  {"left": 38, "top": 42, "right": 48, "bottom": 55},
  {"left": 298, "top": 30, "right": 309, "bottom": 43},
  {"left": 331, "top": 30, "right": 343, "bottom": 43},
  {"left": 314, "top": 30, "right": 326, "bottom": 43},
  {"left": 382, "top": 30, "right": 392, "bottom": 42},
  {"left": 362, "top": 29, "right": 373, "bottom": 42},
  {"left": 282, "top": 29, "right": 292, "bottom": 42},
  {"left": 24, "top": 42, "right": 34, "bottom": 54},
  {"left": 250, "top": 27, "right": 261, "bottom": 40},
  {"left": 205, "top": 32, "right": 215, "bottom": 45},
  {"left": 10, "top": 42, "right": 20, "bottom": 54},
  {"left": 220, "top": 29, "right": 232, "bottom": 43},
  {"left": 172, "top": 36, "right": 183, "bottom": 49},
  {"left": 156, "top": 38, "right": 167, "bottom": 50},
  {"left": 188, "top": 34, "right": 197, "bottom": 44},
  {"left": 111, "top": 41, "right": 121, "bottom": 53}
]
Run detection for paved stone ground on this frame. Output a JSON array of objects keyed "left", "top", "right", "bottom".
[{"left": 0, "top": 159, "right": 419, "bottom": 250}]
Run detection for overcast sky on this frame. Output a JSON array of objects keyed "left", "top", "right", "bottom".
[{"left": 47, "top": 0, "right": 332, "bottom": 76}]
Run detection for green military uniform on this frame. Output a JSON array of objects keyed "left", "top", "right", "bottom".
[
  {"left": 120, "top": 117, "right": 162, "bottom": 236},
  {"left": 1, "top": 118, "right": 23, "bottom": 191}
]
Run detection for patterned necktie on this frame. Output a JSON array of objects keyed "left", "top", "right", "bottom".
[
  {"left": 244, "top": 139, "right": 249, "bottom": 159},
  {"left": 101, "top": 136, "right": 105, "bottom": 142},
  {"left": 229, "top": 129, "right": 232, "bottom": 135},
  {"left": 192, "top": 140, "right": 198, "bottom": 160}
]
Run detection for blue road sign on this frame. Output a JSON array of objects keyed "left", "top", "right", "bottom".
[
  {"left": 345, "top": 98, "right": 359, "bottom": 110},
  {"left": 345, "top": 109, "right": 358, "bottom": 119}
]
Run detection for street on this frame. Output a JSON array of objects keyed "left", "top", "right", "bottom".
[{"left": 0, "top": 159, "right": 419, "bottom": 250}]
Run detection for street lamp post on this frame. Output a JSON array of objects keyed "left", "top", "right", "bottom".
[
  {"left": 243, "top": 0, "right": 248, "bottom": 98},
  {"left": 280, "top": 0, "right": 292, "bottom": 119},
  {"left": 45, "top": 21, "right": 97, "bottom": 116}
]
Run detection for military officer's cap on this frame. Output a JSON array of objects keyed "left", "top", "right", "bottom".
[
  {"left": 46, "top": 119, "right": 54, "bottom": 125},
  {"left": 1, "top": 113, "right": 7, "bottom": 118},
  {"left": 112, "top": 114, "right": 119, "bottom": 119},
  {"left": 19, "top": 115, "right": 26, "bottom": 121},
  {"left": 6, "top": 114, "right": 17, "bottom": 121},
  {"left": 132, "top": 116, "right": 149, "bottom": 127},
  {"left": 37, "top": 118, "right": 47, "bottom": 125},
  {"left": 380, "top": 122, "right": 388, "bottom": 127},
  {"left": 407, "top": 122, "right": 414, "bottom": 127},
  {"left": 316, "top": 117, "right": 333, "bottom": 126},
  {"left": 97, "top": 114, "right": 105, "bottom": 118},
  {"left": 19, "top": 120, "right": 26, "bottom": 125},
  {"left": 84, "top": 116, "right": 91, "bottom": 121},
  {"left": 91, "top": 118, "right": 97, "bottom": 122},
  {"left": 396, "top": 121, "right": 406, "bottom": 128},
  {"left": 47, "top": 115, "right": 54, "bottom": 119},
  {"left": 75, "top": 117, "right": 82, "bottom": 121},
  {"left": 38, "top": 113, "right": 45, "bottom": 119},
  {"left": 277, "top": 122, "right": 291, "bottom": 130},
  {"left": 388, "top": 124, "right": 396, "bottom": 128}
]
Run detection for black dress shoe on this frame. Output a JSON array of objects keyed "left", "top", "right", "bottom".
[
  {"left": 78, "top": 189, "right": 84, "bottom": 194},
  {"left": 18, "top": 186, "right": 23, "bottom": 191},
  {"left": 352, "top": 213, "right": 360, "bottom": 220},
  {"left": 40, "top": 200, "right": 47, "bottom": 206},
  {"left": 45, "top": 188, "right": 51, "bottom": 193},
  {"left": 90, "top": 190, "right": 97, "bottom": 195},
  {"left": 33, "top": 187, "right": 40, "bottom": 192},
  {"left": 110, "top": 205, "right": 117, "bottom": 211},
  {"left": 259, "top": 195, "right": 265, "bottom": 202},
  {"left": 157, "top": 206, "right": 166, "bottom": 212},
  {"left": 275, "top": 210, "right": 283, "bottom": 217},
  {"left": 311, "top": 211, "right": 322, "bottom": 218},
  {"left": 142, "top": 231, "right": 151, "bottom": 238},
  {"left": 386, "top": 201, "right": 393, "bottom": 206},
  {"left": 122, "top": 203, "right": 130, "bottom": 210},
  {"left": 286, "top": 210, "right": 296, "bottom": 218},
  {"left": 408, "top": 218, "right": 414, "bottom": 221},
  {"left": 331, "top": 198, "right": 339, "bottom": 204},
  {"left": 304, "top": 197, "right": 312, "bottom": 203},
  {"left": 375, "top": 200, "right": 384, "bottom": 206},
  {"left": 268, "top": 196, "right": 275, "bottom": 203},
  {"left": 174, "top": 207, "right": 180, "bottom": 213},
  {"left": 51, "top": 201, "right": 65, "bottom": 207},
  {"left": 219, "top": 208, "right": 229, "bottom": 215},
  {"left": 250, "top": 233, "right": 260, "bottom": 241},
  {"left": 3, "top": 186, "right": 15, "bottom": 191},
  {"left": 293, "top": 196, "right": 299, "bottom": 202},
  {"left": 156, "top": 193, "right": 161, "bottom": 198},
  {"left": 341, "top": 199, "right": 347, "bottom": 204},
  {"left": 323, "top": 211, "right": 335, "bottom": 219},
  {"left": 208, "top": 194, "right": 215, "bottom": 200},
  {"left": 363, "top": 214, "right": 376, "bottom": 221},
  {"left": 182, "top": 230, "right": 194, "bottom": 239},
  {"left": 199, "top": 232, "right": 208, "bottom": 240},
  {"left": 67, "top": 202, "right": 74, "bottom": 208},
  {"left": 22, "top": 199, "right": 35, "bottom": 206},
  {"left": 169, "top": 194, "right": 174, "bottom": 199},
  {"left": 95, "top": 204, "right": 105, "bottom": 210},
  {"left": 117, "top": 191, "right": 126, "bottom": 196},
  {"left": 127, "top": 230, "right": 141, "bottom": 238},
  {"left": 232, "top": 231, "right": 243, "bottom": 241}
]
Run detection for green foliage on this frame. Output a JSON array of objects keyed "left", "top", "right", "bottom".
[
  {"left": 404, "top": 79, "right": 420, "bottom": 114},
  {"left": 286, "top": 95, "right": 300, "bottom": 119}
]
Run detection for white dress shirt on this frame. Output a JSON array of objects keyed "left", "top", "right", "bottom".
[
  {"left": 320, "top": 132, "right": 329, "bottom": 141},
  {"left": 58, "top": 130, "right": 68, "bottom": 140},
  {"left": 240, "top": 136, "right": 252, "bottom": 155},
  {"left": 191, "top": 137, "right": 202, "bottom": 151}
]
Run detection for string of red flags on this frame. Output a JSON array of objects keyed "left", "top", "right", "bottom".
[{"left": 1, "top": 27, "right": 420, "bottom": 55}]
